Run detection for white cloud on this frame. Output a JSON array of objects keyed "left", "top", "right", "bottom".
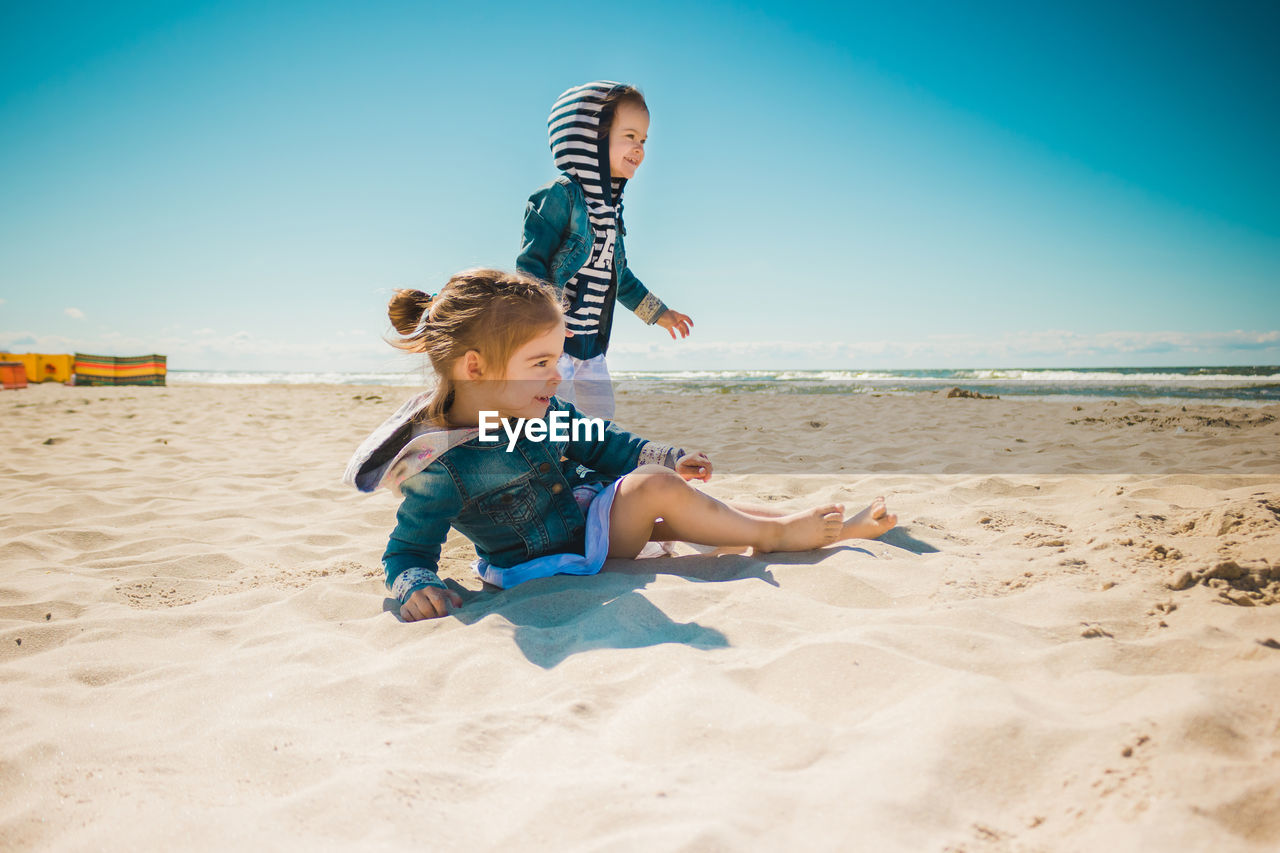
[
  {"left": 0, "top": 325, "right": 390, "bottom": 372},
  {"left": 65, "top": 308, "right": 85, "bottom": 319}
]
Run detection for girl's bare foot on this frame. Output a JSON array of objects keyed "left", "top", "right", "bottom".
[
  {"left": 757, "top": 504, "right": 845, "bottom": 552},
  {"left": 841, "top": 496, "right": 897, "bottom": 540}
]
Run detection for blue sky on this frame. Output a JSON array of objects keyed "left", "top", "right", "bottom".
[{"left": 2, "top": 0, "right": 1277, "bottom": 372}]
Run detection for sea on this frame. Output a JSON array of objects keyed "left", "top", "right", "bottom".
[{"left": 168, "top": 366, "right": 1280, "bottom": 405}]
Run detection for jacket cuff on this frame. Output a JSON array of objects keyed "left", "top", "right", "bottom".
[
  {"left": 390, "top": 567, "right": 447, "bottom": 605},
  {"left": 634, "top": 293, "right": 667, "bottom": 325},
  {"left": 637, "top": 442, "right": 686, "bottom": 469}
]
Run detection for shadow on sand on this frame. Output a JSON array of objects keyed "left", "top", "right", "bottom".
[
  {"left": 383, "top": 547, "right": 877, "bottom": 669},
  {"left": 878, "top": 526, "right": 940, "bottom": 554}
]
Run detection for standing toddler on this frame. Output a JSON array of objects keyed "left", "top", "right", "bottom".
[{"left": 518, "top": 81, "right": 693, "bottom": 419}]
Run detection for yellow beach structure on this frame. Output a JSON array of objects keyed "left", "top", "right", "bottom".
[{"left": 0, "top": 353, "right": 74, "bottom": 384}]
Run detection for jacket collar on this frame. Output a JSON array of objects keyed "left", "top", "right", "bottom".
[{"left": 343, "top": 392, "right": 478, "bottom": 496}]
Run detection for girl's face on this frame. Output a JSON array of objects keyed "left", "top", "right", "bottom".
[
  {"left": 607, "top": 102, "right": 649, "bottom": 180},
  {"left": 487, "top": 322, "right": 565, "bottom": 419}
]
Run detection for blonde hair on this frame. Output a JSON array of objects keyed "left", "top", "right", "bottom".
[{"left": 388, "top": 269, "right": 564, "bottom": 424}]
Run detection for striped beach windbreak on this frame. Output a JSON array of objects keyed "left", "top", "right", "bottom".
[{"left": 72, "top": 353, "right": 167, "bottom": 386}]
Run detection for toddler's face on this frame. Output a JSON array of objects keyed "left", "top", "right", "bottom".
[
  {"left": 607, "top": 101, "right": 649, "bottom": 180},
  {"left": 490, "top": 322, "right": 565, "bottom": 419}
]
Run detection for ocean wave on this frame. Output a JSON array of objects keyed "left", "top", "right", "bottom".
[
  {"left": 609, "top": 368, "right": 1280, "bottom": 384},
  {"left": 171, "top": 370, "right": 425, "bottom": 386},
  {"left": 167, "top": 367, "right": 1280, "bottom": 403}
]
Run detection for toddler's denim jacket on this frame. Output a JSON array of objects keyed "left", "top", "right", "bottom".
[
  {"left": 345, "top": 394, "right": 683, "bottom": 600},
  {"left": 517, "top": 174, "right": 667, "bottom": 357}
]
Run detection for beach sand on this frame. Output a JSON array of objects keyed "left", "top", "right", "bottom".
[{"left": 2, "top": 383, "right": 1278, "bottom": 851}]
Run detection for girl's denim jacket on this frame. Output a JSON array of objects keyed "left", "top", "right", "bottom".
[
  {"left": 517, "top": 174, "right": 667, "bottom": 354},
  {"left": 344, "top": 394, "right": 683, "bottom": 601}
]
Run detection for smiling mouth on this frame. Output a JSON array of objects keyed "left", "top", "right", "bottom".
[{"left": 624, "top": 156, "right": 640, "bottom": 168}]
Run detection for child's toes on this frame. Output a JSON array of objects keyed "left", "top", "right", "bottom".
[{"left": 821, "top": 511, "right": 843, "bottom": 543}]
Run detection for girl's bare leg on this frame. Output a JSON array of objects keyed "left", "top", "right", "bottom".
[
  {"left": 648, "top": 494, "right": 897, "bottom": 549},
  {"left": 609, "top": 467, "right": 843, "bottom": 559},
  {"left": 650, "top": 501, "right": 785, "bottom": 554}
]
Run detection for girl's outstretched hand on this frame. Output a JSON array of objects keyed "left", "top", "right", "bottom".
[
  {"left": 656, "top": 309, "right": 693, "bottom": 339},
  {"left": 401, "top": 586, "right": 463, "bottom": 622},
  {"left": 676, "top": 451, "right": 713, "bottom": 482}
]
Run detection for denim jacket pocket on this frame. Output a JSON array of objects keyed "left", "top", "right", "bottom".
[
  {"left": 476, "top": 476, "right": 539, "bottom": 526},
  {"left": 467, "top": 475, "right": 549, "bottom": 560},
  {"left": 550, "top": 234, "right": 589, "bottom": 283}
]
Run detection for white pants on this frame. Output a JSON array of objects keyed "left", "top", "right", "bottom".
[{"left": 556, "top": 353, "right": 615, "bottom": 420}]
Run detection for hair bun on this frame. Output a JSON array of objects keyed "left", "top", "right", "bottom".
[
  {"left": 413, "top": 293, "right": 437, "bottom": 334},
  {"left": 388, "top": 288, "right": 437, "bottom": 337}
]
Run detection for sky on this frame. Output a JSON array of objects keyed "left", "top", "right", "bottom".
[{"left": 1, "top": 0, "right": 1278, "bottom": 373}]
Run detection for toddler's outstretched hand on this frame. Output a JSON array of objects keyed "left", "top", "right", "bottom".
[
  {"left": 676, "top": 451, "right": 713, "bottom": 482},
  {"left": 656, "top": 309, "right": 693, "bottom": 339},
  {"left": 401, "top": 586, "right": 463, "bottom": 622}
]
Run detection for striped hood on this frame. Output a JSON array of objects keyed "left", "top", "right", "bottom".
[
  {"left": 548, "top": 80, "right": 626, "bottom": 217},
  {"left": 546, "top": 80, "right": 634, "bottom": 351}
]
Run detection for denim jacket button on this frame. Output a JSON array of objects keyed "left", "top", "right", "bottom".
[
  {"left": 550, "top": 483, "right": 564, "bottom": 495},
  {"left": 538, "top": 462, "right": 552, "bottom": 474}
]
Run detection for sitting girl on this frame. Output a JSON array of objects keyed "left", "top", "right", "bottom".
[{"left": 345, "top": 269, "right": 896, "bottom": 622}]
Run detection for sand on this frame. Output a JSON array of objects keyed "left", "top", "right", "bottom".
[{"left": 2, "top": 382, "right": 1278, "bottom": 851}]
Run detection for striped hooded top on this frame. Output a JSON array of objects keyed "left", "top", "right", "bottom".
[{"left": 547, "top": 80, "right": 629, "bottom": 349}]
